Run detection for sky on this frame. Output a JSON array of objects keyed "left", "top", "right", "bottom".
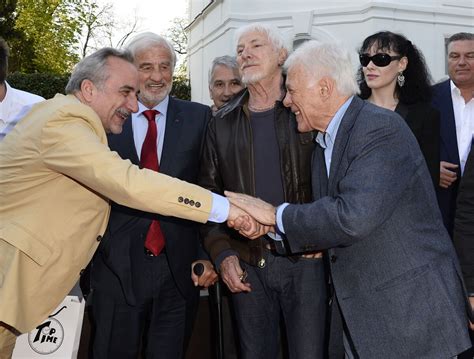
[{"left": 100, "top": 0, "right": 188, "bottom": 43}]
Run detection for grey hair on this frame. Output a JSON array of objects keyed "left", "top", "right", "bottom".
[
  {"left": 284, "top": 41, "right": 360, "bottom": 97},
  {"left": 208, "top": 55, "right": 240, "bottom": 84},
  {"left": 233, "top": 22, "right": 289, "bottom": 54},
  {"left": 447, "top": 32, "right": 474, "bottom": 46},
  {"left": 65, "top": 47, "right": 134, "bottom": 94},
  {"left": 125, "top": 32, "right": 177, "bottom": 71}
]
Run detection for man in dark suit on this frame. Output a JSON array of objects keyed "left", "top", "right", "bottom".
[
  {"left": 432, "top": 32, "right": 474, "bottom": 237},
  {"left": 226, "top": 40, "right": 471, "bottom": 358},
  {"left": 89, "top": 33, "right": 218, "bottom": 358},
  {"left": 454, "top": 146, "right": 474, "bottom": 358},
  {"left": 455, "top": 146, "right": 474, "bottom": 315}
]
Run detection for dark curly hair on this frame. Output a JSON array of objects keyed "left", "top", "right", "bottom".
[{"left": 358, "top": 31, "right": 433, "bottom": 104}]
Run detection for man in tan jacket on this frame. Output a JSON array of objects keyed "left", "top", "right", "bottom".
[{"left": 0, "top": 47, "right": 256, "bottom": 358}]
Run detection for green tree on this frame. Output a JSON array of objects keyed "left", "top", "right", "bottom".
[
  {"left": 171, "top": 71, "right": 190, "bottom": 101},
  {"left": 78, "top": 0, "right": 141, "bottom": 57},
  {"left": 0, "top": 0, "right": 20, "bottom": 41},
  {"left": 164, "top": 16, "right": 191, "bottom": 100},
  {"left": 79, "top": 0, "right": 114, "bottom": 57},
  {"left": 9, "top": 0, "right": 83, "bottom": 74}
]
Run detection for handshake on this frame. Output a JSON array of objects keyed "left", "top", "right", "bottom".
[{"left": 225, "top": 191, "right": 278, "bottom": 239}]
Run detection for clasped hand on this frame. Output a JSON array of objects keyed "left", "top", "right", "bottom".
[{"left": 225, "top": 191, "right": 277, "bottom": 239}]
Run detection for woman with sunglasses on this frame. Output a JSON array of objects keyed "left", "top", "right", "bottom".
[{"left": 358, "top": 31, "right": 440, "bottom": 188}]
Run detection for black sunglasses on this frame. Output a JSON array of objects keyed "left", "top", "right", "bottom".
[{"left": 359, "top": 53, "right": 402, "bottom": 67}]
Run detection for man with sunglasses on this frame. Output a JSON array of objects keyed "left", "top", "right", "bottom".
[{"left": 432, "top": 32, "right": 474, "bottom": 237}]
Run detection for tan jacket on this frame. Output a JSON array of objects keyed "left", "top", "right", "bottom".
[{"left": 0, "top": 94, "right": 212, "bottom": 333}]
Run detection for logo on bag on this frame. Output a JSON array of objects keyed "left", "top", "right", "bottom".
[{"left": 27, "top": 306, "right": 66, "bottom": 354}]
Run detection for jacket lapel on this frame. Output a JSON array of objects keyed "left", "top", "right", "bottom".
[
  {"left": 438, "top": 80, "right": 459, "bottom": 164},
  {"left": 328, "top": 97, "right": 364, "bottom": 195},
  {"left": 159, "top": 97, "right": 184, "bottom": 175}
]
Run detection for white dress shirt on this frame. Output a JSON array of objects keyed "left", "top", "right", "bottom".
[
  {"left": 132, "top": 96, "right": 228, "bottom": 223},
  {"left": 451, "top": 80, "right": 474, "bottom": 174},
  {"left": 0, "top": 82, "right": 44, "bottom": 138}
]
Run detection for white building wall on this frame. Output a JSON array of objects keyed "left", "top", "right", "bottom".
[{"left": 187, "top": 0, "right": 474, "bottom": 105}]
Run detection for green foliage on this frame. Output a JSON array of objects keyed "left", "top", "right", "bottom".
[
  {"left": 7, "top": 72, "right": 69, "bottom": 99},
  {"left": 2, "top": 2, "right": 192, "bottom": 99},
  {"left": 6, "top": 0, "right": 83, "bottom": 74},
  {"left": 0, "top": 0, "right": 20, "bottom": 41},
  {"left": 171, "top": 72, "right": 191, "bottom": 101}
]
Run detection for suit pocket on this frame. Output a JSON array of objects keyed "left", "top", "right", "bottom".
[
  {"left": 0, "top": 221, "right": 53, "bottom": 266},
  {"left": 375, "top": 263, "right": 430, "bottom": 292}
]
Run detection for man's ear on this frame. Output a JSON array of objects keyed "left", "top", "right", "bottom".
[
  {"left": 278, "top": 48, "right": 288, "bottom": 66},
  {"left": 80, "top": 79, "right": 96, "bottom": 103},
  {"left": 318, "top": 77, "right": 334, "bottom": 100}
]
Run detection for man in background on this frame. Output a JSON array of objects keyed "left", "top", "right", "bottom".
[
  {"left": 432, "top": 32, "right": 474, "bottom": 236},
  {"left": 199, "top": 23, "right": 326, "bottom": 359},
  {"left": 0, "top": 36, "right": 43, "bottom": 139},
  {"left": 208, "top": 55, "right": 243, "bottom": 115},
  {"left": 89, "top": 33, "right": 218, "bottom": 359},
  {"left": 207, "top": 54, "right": 244, "bottom": 358}
]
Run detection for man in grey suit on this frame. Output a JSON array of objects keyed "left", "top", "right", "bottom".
[{"left": 227, "top": 40, "right": 471, "bottom": 358}]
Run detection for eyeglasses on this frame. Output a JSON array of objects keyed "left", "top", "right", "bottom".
[{"left": 359, "top": 53, "right": 402, "bottom": 67}]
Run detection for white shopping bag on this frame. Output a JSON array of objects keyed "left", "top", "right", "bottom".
[{"left": 12, "top": 296, "right": 85, "bottom": 359}]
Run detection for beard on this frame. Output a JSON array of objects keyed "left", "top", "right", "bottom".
[
  {"left": 241, "top": 69, "right": 266, "bottom": 85},
  {"left": 139, "top": 82, "right": 172, "bottom": 107}
]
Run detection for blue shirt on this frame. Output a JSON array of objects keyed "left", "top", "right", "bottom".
[{"left": 276, "top": 96, "right": 354, "bottom": 234}]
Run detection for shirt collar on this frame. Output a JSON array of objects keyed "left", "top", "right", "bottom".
[
  {"left": 1, "top": 81, "right": 12, "bottom": 103},
  {"left": 450, "top": 80, "right": 462, "bottom": 97},
  {"left": 315, "top": 96, "right": 353, "bottom": 149},
  {"left": 137, "top": 95, "right": 169, "bottom": 119}
]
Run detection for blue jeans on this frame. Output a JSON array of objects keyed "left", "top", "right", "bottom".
[{"left": 232, "top": 252, "right": 327, "bottom": 359}]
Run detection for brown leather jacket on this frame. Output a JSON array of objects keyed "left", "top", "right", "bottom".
[{"left": 198, "top": 89, "right": 314, "bottom": 267}]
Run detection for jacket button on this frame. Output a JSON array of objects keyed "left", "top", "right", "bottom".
[
  {"left": 96, "top": 235, "right": 102, "bottom": 242},
  {"left": 178, "top": 196, "right": 184, "bottom": 203},
  {"left": 330, "top": 255, "right": 337, "bottom": 263},
  {"left": 189, "top": 200, "right": 195, "bottom": 206},
  {"left": 257, "top": 258, "right": 266, "bottom": 268},
  {"left": 195, "top": 202, "right": 201, "bottom": 208},
  {"left": 80, "top": 269, "right": 85, "bottom": 276},
  {"left": 184, "top": 198, "right": 190, "bottom": 204}
]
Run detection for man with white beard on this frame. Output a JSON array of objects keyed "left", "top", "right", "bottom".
[{"left": 198, "top": 23, "right": 327, "bottom": 359}]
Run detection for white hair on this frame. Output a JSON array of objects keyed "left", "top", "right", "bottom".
[
  {"left": 233, "top": 22, "right": 289, "bottom": 54},
  {"left": 284, "top": 41, "right": 359, "bottom": 97},
  {"left": 124, "top": 32, "right": 177, "bottom": 71}
]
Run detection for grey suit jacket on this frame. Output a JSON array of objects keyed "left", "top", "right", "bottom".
[{"left": 283, "top": 96, "right": 470, "bottom": 358}]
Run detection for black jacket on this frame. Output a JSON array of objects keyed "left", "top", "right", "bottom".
[
  {"left": 454, "top": 147, "right": 474, "bottom": 293},
  {"left": 395, "top": 101, "right": 440, "bottom": 189},
  {"left": 198, "top": 89, "right": 314, "bottom": 266},
  {"left": 91, "top": 97, "right": 211, "bottom": 305}
]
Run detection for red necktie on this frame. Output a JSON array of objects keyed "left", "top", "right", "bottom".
[{"left": 141, "top": 109, "right": 165, "bottom": 255}]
